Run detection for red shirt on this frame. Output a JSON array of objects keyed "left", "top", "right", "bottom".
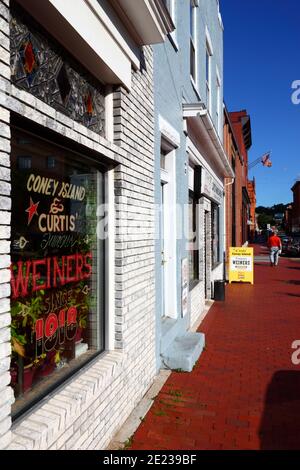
[{"left": 267, "top": 235, "right": 282, "bottom": 248}]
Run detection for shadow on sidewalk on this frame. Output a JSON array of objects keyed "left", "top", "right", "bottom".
[
  {"left": 285, "top": 280, "right": 300, "bottom": 285},
  {"left": 259, "top": 370, "right": 300, "bottom": 449}
]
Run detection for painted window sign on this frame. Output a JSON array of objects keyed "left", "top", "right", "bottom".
[{"left": 10, "top": 129, "right": 104, "bottom": 415}]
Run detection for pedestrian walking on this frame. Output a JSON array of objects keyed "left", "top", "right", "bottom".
[{"left": 267, "top": 231, "right": 282, "bottom": 266}]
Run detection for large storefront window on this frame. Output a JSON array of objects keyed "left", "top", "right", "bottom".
[
  {"left": 10, "top": 128, "right": 104, "bottom": 418},
  {"left": 211, "top": 202, "right": 220, "bottom": 267}
]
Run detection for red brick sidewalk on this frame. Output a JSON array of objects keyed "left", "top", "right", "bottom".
[{"left": 130, "top": 245, "right": 300, "bottom": 450}]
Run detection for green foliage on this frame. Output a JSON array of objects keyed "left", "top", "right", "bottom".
[
  {"left": 153, "top": 409, "right": 167, "bottom": 417},
  {"left": 123, "top": 436, "right": 134, "bottom": 449},
  {"left": 257, "top": 213, "right": 275, "bottom": 228}
]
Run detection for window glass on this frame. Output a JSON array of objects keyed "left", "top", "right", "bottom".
[
  {"left": 211, "top": 203, "right": 220, "bottom": 267},
  {"left": 189, "top": 192, "right": 199, "bottom": 282},
  {"left": 10, "top": 128, "right": 104, "bottom": 417},
  {"left": 206, "top": 46, "right": 211, "bottom": 110},
  {"left": 190, "top": 2, "right": 196, "bottom": 82},
  {"left": 18, "top": 156, "right": 32, "bottom": 170}
]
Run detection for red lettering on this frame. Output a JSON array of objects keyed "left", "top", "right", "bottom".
[
  {"left": 11, "top": 253, "right": 92, "bottom": 297},
  {"left": 53, "top": 256, "right": 65, "bottom": 288},
  {"left": 58, "top": 309, "right": 65, "bottom": 327},
  {"left": 83, "top": 253, "right": 93, "bottom": 279},
  {"left": 32, "top": 259, "right": 46, "bottom": 292},
  {"left": 46, "top": 257, "right": 51, "bottom": 289},
  {"left": 45, "top": 313, "right": 58, "bottom": 338},
  {"left": 10, "top": 261, "right": 31, "bottom": 299},
  {"left": 76, "top": 253, "right": 84, "bottom": 280},
  {"left": 67, "top": 306, "right": 77, "bottom": 326},
  {"left": 35, "top": 318, "right": 44, "bottom": 341},
  {"left": 66, "top": 255, "right": 76, "bottom": 283}
]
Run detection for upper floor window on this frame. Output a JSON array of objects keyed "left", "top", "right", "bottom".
[
  {"left": 18, "top": 156, "right": 32, "bottom": 170},
  {"left": 216, "top": 74, "right": 221, "bottom": 135},
  {"left": 163, "top": 0, "right": 174, "bottom": 17},
  {"left": 206, "top": 42, "right": 212, "bottom": 114},
  {"left": 162, "top": 0, "right": 177, "bottom": 48},
  {"left": 211, "top": 202, "right": 220, "bottom": 267},
  {"left": 188, "top": 163, "right": 201, "bottom": 285},
  {"left": 190, "top": 1, "right": 197, "bottom": 83}
]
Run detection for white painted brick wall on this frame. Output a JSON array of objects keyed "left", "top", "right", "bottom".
[
  {"left": 0, "top": 0, "right": 11, "bottom": 451},
  {"left": 1, "top": 0, "right": 156, "bottom": 449}
]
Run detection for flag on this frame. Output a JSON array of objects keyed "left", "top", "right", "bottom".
[{"left": 261, "top": 152, "right": 272, "bottom": 167}]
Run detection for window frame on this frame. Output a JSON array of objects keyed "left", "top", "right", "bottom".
[
  {"left": 188, "top": 163, "right": 201, "bottom": 288},
  {"left": 10, "top": 124, "right": 108, "bottom": 421},
  {"left": 216, "top": 71, "right": 221, "bottom": 136},
  {"left": 190, "top": 0, "right": 197, "bottom": 85},
  {"left": 211, "top": 202, "right": 221, "bottom": 268},
  {"left": 188, "top": 189, "right": 199, "bottom": 286},
  {"left": 206, "top": 42, "right": 212, "bottom": 115}
]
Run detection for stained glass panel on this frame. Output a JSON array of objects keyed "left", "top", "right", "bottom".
[{"left": 10, "top": 6, "right": 105, "bottom": 136}]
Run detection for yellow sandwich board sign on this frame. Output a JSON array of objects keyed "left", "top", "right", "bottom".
[{"left": 229, "top": 247, "right": 254, "bottom": 284}]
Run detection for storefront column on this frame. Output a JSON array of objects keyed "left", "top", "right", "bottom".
[{"left": 0, "top": 0, "right": 13, "bottom": 450}]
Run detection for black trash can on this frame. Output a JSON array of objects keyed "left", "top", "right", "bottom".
[{"left": 214, "top": 280, "right": 225, "bottom": 301}]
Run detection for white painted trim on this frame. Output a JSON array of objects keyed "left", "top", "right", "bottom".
[
  {"left": 205, "top": 25, "right": 214, "bottom": 56},
  {"left": 168, "top": 0, "right": 178, "bottom": 49},
  {"left": 216, "top": 67, "right": 222, "bottom": 138},
  {"left": 159, "top": 115, "right": 180, "bottom": 147},
  {"left": 183, "top": 104, "right": 234, "bottom": 178},
  {"left": 190, "top": 76, "right": 201, "bottom": 101},
  {"left": 85, "top": 0, "right": 140, "bottom": 69},
  {"left": 190, "top": 1, "right": 198, "bottom": 85},
  {"left": 105, "top": 85, "right": 114, "bottom": 143},
  {"left": 160, "top": 146, "right": 177, "bottom": 320},
  {"left": 105, "top": 169, "right": 115, "bottom": 351},
  {"left": 17, "top": 0, "right": 133, "bottom": 89},
  {"left": 186, "top": 137, "right": 224, "bottom": 188},
  {"left": 160, "top": 168, "right": 170, "bottom": 184},
  {"left": 216, "top": 66, "right": 221, "bottom": 86}
]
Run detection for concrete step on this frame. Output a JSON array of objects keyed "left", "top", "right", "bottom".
[{"left": 161, "top": 332, "right": 205, "bottom": 372}]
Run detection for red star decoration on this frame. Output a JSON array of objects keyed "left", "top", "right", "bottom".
[{"left": 25, "top": 197, "right": 40, "bottom": 225}]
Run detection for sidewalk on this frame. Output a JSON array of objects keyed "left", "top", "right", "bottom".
[{"left": 129, "top": 245, "right": 300, "bottom": 450}]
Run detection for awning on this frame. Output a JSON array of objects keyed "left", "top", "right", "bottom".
[{"left": 183, "top": 103, "right": 234, "bottom": 178}]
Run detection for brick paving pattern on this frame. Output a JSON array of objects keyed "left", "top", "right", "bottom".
[{"left": 130, "top": 245, "right": 300, "bottom": 450}]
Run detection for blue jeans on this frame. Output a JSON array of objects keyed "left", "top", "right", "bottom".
[{"left": 270, "top": 247, "right": 280, "bottom": 265}]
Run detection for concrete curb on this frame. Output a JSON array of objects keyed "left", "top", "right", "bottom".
[{"left": 106, "top": 370, "right": 171, "bottom": 450}]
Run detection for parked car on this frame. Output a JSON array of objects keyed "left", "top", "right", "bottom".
[{"left": 281, "top": 236, "right": 300, "bottom": 257}]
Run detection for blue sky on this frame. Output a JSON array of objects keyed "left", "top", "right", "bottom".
[{"left": 220, "top": 0, "right": 300, "bottom": 207}]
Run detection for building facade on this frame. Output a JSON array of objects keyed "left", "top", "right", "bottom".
[
  {"left": 224, "top": 106, "right": 244, "bottom": 255},
  {"left": 227, "top": 109, "right": 252, "bottom": 246},
  {"left": 153, "top": 0, "right": 233, "bottom": 371},
  {"left": 224, "top": 107, "right": 255, "bottom": 269},
  {"left": 0, "top": 0, "right": 174, "bottom": 450},
  {"left": 291, "top": 181, "right": 300, "bottom": 233},
  {"left": 247, "top": 178, "right": 256, "bottom": 241}
]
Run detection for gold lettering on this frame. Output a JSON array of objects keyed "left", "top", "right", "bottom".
[{"left": 27, "top": 174, "right": 35, "bottom": 192}]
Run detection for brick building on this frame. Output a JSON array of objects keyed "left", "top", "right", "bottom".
[
  {"left": 284, "top": 204, "right": 293, "bottom": 234},
  {"left": 291, "top": 181, "right": 300, "bottom": 233},
  {"left": 247, "top": 178, "right": 257, "bottom": 241},
  {"left": 224, "top": 107, "right": 254, "bottom": 263},
  {"left": 0, "top": 0, "right": 174, "bottom": 450},
  {"left": 225, "top": 109, "right": 253, "bottom": 249}
]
